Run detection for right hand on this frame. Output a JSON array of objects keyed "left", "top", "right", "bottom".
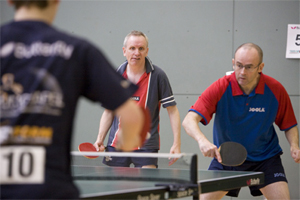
[
  {"left": 93, "top": 141, "right": 106, "bottom": 152},
  {"left": 198, "top": 139, "right": 222, "bottom": 163}
]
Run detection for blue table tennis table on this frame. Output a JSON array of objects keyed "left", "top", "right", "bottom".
[{"left": 72, "top": 155, "right": 264, "bottom": 199}]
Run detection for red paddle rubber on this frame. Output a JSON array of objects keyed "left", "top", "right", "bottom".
[{"left": 78, "top": 142, "right": 98, "bottom": 159}]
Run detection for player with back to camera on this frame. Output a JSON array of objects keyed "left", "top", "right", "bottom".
[
  {"left": 0, "top": 0, "right": 146, "bottom": 199},
  {"left": 182, "top": 43, "right": 300, "bottom": 199}
]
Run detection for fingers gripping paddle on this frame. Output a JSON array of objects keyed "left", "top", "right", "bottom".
[
  {"left": 78, "top": 142, "right": 98, "bottom": 159},
  {"left": 218, "top": 142, "right": 247, "bottom": 166}
]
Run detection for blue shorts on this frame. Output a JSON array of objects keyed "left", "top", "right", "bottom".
[
  {"left": 103, "top": 146, "right": 158, "bottom": 168},
  {"left": 208, "top": 153, "right": 287, "bottom": 197}
]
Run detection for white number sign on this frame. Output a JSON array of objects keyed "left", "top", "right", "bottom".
[
  {"left": 286, "top": 24, "right": 300, "bottom": 58},
  {"left": 0, "top": 146, "right": 45, "bottom": 184}
]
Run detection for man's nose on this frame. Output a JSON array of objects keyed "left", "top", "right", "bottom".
[
  {"left": 240, "top": 66, "right": 246, "bottom": 74},
  {"left": 134, "top": 49, "right": 141, "bottom": 55}
]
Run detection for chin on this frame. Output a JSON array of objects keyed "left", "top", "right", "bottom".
[{"left": 238, "top": 80, "right": 247, "bottom": 86}]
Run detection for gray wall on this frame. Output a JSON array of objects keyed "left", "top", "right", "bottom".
[{"left": 1, "top": 0, "right": 299, "bottom": 199}]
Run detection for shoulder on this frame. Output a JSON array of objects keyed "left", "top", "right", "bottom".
[
  {"left": 145, "top": 57, "right": 164, "bottom": 74},
  {"left": 151, "top": 65, "right": 172, "bottom": 87},
  {"left": 200, "top": 74, "right": 232, "bottom": 101},
  {"left": 149, "top": 64, "right": 168, "bottom": 80},
  {"left": 262, "top": 74, "right": 287, "bottom": 94},
  {"left": 262, "top": 74, "right": 284, "bottom": 88},
  {"left": 208, "top": 74, "right": 231, "bottom": 91},
  {"left": 261, "top": 73, "right": 289, "bottom": 101},
  {"left": 116, "top": 61, "right": 127, "bottom": 74},
  {"left": 152, "top": 65, "right": 166, "bottom": 74},
  {"left": 144, "top": 57, "right": 169, "bottom": 79}
]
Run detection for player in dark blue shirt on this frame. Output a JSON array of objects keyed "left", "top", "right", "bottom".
[
  {"left": 0, "top": 0, "right": 145, "bottom": 198},
  {"left": 94, "top": 31, "right": 181, "bottom": 168}
]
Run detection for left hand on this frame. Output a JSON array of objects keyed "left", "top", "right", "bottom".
[
  {"left": 168, "top": 144, "right": 181, "bottom": 166},
  {"left": 291, "top": 146, "right": 300, "bottom": 163}
]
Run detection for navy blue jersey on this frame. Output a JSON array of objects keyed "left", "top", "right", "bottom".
[
  {"left": 107, "top": 57, "right": 176, "bottom": 150},
  {"left": 0, "top": 20, "right": 137, "bottom": 199}
]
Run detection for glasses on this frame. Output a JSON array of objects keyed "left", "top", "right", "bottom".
[{"left": 235, "top": 63, "right": 260, "bottom": 72}]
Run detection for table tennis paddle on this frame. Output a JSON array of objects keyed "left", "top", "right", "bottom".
[
  {"left": 78, "top": 142, "right": 98, "bottom": 159},
  {"left": 218, "top": 141, "right": 247, "bottom": 166}
]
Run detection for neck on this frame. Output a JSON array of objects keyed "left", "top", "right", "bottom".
[
  {"left": 14, "top": 3, "right": 57, "bottom": 24},
  {"left": 127, "top": 64, "right": 145, "bottom": 75},
  {"left": 126, "top": 64, "right": 146, "bottom": 84},
  {"left": 240, "top": 74, "right": 261, "bottom": 95}
]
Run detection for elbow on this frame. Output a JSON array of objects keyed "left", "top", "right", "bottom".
[{"left": 182, "top": 117, "right": 189, "bottom": 130}]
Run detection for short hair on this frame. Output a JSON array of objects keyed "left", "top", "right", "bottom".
[
  {"left": 10, "top": 0, "right": 49, "bottom": 10},
  {"left": 123, "top": 30, "right": 149, "bottom": 48},
  {"left": 234, "top": 43, "right": 263, "bottom": 64}
]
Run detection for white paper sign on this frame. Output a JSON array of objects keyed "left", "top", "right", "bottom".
[{"left": 286, "top": 24, "right": 300, "bottom": 59}]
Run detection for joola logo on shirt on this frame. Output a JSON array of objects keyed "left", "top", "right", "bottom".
[
  {"left": 131, "top": 96, "right": 140, "bottom": 101},
  {"left": 249, "top": 107, "right": 265, "bottom": 112},
  {"left": 274, "top": 173, "right": 285, "bottom": 178}
]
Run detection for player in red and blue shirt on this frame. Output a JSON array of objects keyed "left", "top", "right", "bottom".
[
  {"left": 190, "top": 72, "right": 296, "bottom": 162},
  {"left": 182, "top": 43, "right": 299, "bottom": 199}
]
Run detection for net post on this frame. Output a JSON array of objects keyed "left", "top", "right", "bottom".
[
  {"left": 190, "top": 154, "right": 198, "bottom": 184},
  {"left": 190, "top": 154, "right": 200, "bottom": 199}
]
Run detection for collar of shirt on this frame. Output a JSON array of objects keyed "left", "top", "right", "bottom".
[
  {"left": 118, "top": 56, "right": 155, "bottom": 74},
  {"left": 230, "top": 72, "right": 265, "bottom": 96}
]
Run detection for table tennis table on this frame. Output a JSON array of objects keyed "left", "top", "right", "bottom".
[{"left": 72, "top": 154, "right": 264, "bottom": 200}]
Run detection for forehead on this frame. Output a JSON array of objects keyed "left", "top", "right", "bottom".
[
  {"left": 235, "top": 47, "right": 260, "bottom": 65},
  {"left": 126, "top": 36, "right": 147, "bottom": 47}
]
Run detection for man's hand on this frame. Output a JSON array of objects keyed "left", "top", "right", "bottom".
[
  {"left": 168, "top": 143, "right": 181, "bottom": 166},
  {"left": 198, "top": 138, "right": 222, "bottom": 163},
  {"left": 285, "top": 126, "right": 300, "bottom": 164},
  {"left": 291, "top": 146, "right": 300, "bottom": 163},
  {"left": 93, "top": 141, "right": 106, "bottom": 152}
]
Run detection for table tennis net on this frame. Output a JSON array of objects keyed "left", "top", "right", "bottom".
[{"left": 71, "top": 153, "right": 198, "bottom": 184}]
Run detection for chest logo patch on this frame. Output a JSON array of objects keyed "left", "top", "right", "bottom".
[
  {"left": 131, "top": 96, "right": 140, "bottom": 101},
  {"left": 249, "top": 107, "right": 265, "bottom": 112}
]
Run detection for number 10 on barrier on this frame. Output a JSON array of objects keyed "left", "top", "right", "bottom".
[{"left": 0, "top": 146, "right": 46, "bottom": 184}]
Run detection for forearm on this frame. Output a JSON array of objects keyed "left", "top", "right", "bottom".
[
  {"left": 96, "top": 109, "right": 114, "bottom": 143},
  {"left": 182, "top": 112, "right": 221, "bottom": 161},
  {"left": 285, "top": 126, "right": 299, "bottom": 149},
  {"left": 182, "top": 112, "right": 208, "bottom": 143},
  {"left": 285, "top": 126, "right": 300, "bottom": 163},
  {"left": 167, "top": 106, "right": 181, "bottom": 147},
  {"left": 182, "top": 111, "right": 221, "bottom": 161}
]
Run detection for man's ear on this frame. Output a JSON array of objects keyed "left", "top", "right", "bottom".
[
  {"left": 232, "top": 58, "right": 235, "bottom": 70},
  {"left": 145, "top": 47, "right": 149, "bottom": 57},
  {"left": 122, "top": 47, "right": 126, "bottom": 56},
  {"left": 258, "top": 62, "right": 264, "bottom": 72}
]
